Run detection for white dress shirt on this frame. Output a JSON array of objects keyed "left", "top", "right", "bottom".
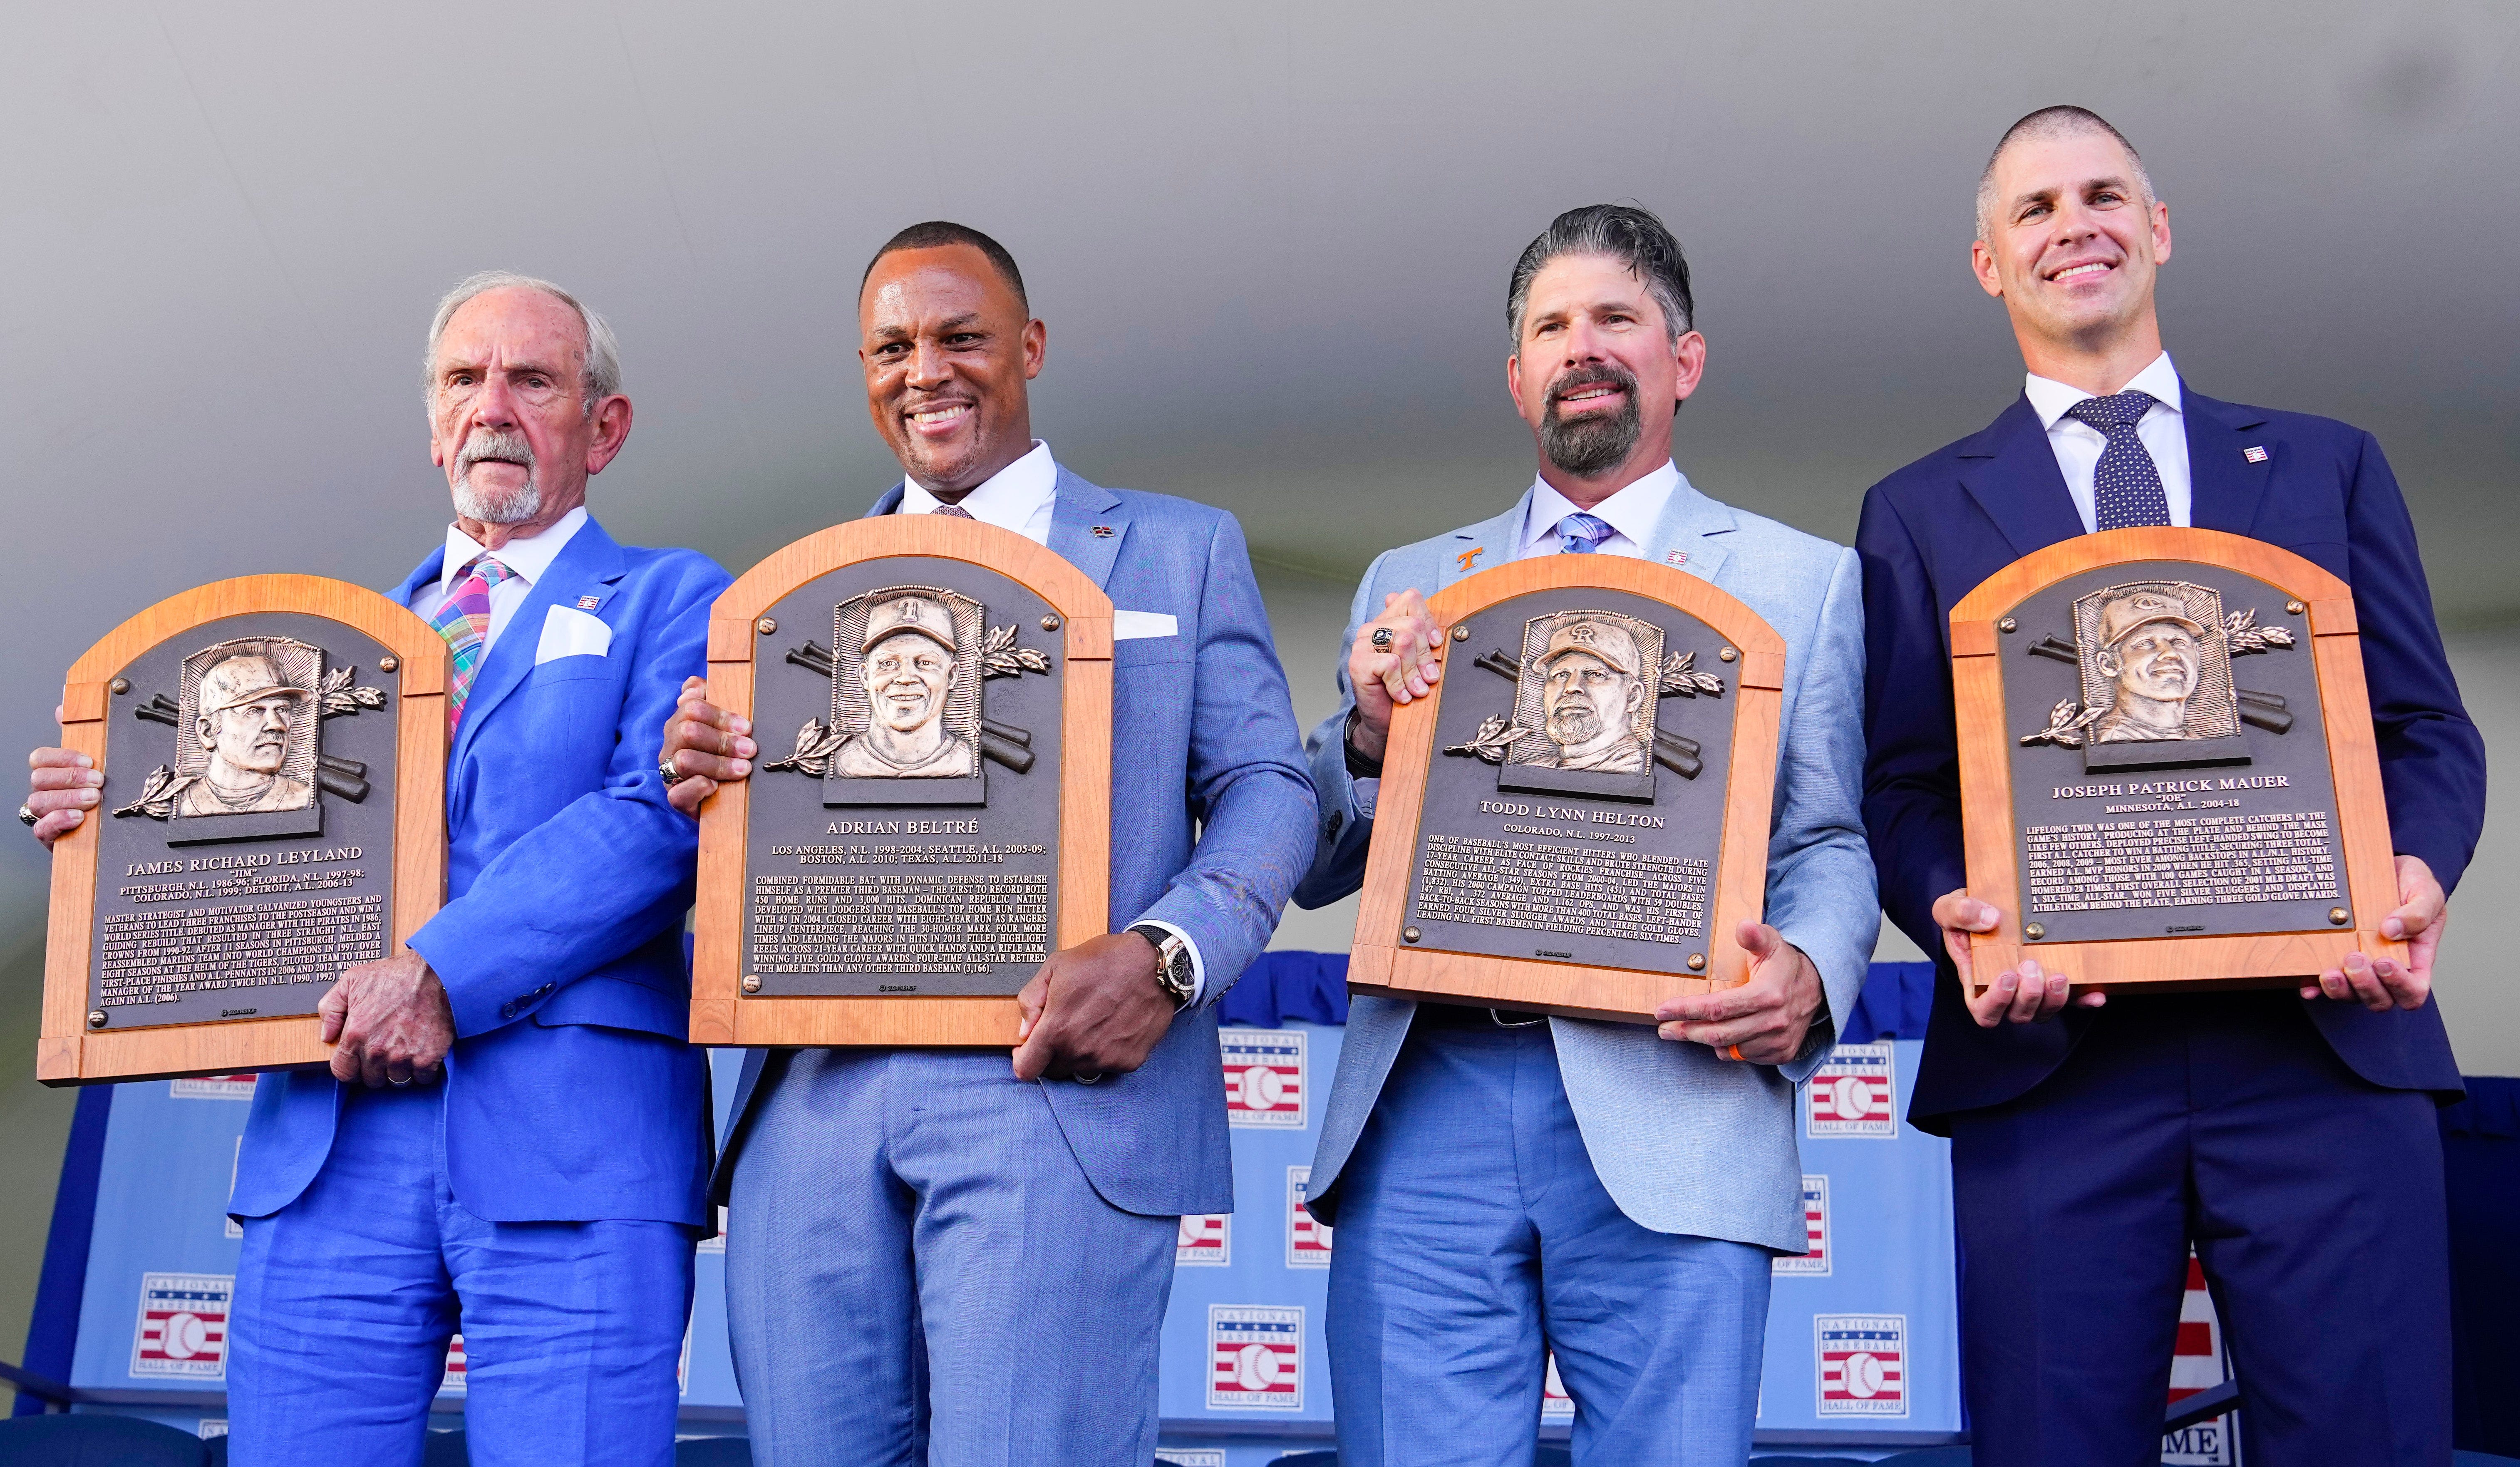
[
  {"left": 898, "top": 441, "right": 1210, "bottom": 1008},
  {"left": 2023, "top": 351, "right": 2192, "bottom": 533},
  {"left": 901, "top": 439, "right": 1059, "bottom": 546},
  {"left": 419, "top": 505, "right": 589, "bottom": 655},
  {"left": 1514, "top": 460, "right": 1680, "bottom": 561}
]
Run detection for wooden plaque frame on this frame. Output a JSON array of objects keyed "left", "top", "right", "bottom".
[
  {"left": 1952, "top": 527, "right": 2404, "bottom": 994},
  {"left": 1349, "top": 555, "right": 1786, "bottom": 1021},
  {"left": 40, "top": 575, "right": 449, "bottom": 1085},
  {"left": 692, "top": 516, "right": 1113, "bottom": 1048}
]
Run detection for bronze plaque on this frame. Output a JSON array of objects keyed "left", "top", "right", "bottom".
[
  {"left": 1951, "top": 528, "right": 2404, "bottom": 992},
  {"left": 41, "top": 576, "right": 448, "bottom": 1085},
  {"left": 692, "top": 517, "right": 1113, "bottom": 1048}
]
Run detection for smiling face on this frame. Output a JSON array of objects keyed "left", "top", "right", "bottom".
[
  {"left": 1973, "top": 127, "right": 2172, "bottom": 362},
  {"left": 1541, "top": 649, "right": 1644, "bottom": 750},
  {"left": 860, "top": 245, "right": 1045, "bottom": 495},
  {"left": 2103, "top": 621, "right": 2199, "bottom": 704},
  {"left": 428, "top": 287, "right": 629, "bottom": 533},
  {"left": 862, "top": 630, "right": 953, "bottom": 735},
  {"left": 1507, "top": 253, "right": 1703, "bottom": 491}
]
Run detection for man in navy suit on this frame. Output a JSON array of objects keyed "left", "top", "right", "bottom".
[
  {"left": 1859, "top": 108, "right": 2485, "bottom": 1465},
  {"left": 28, "top": 272, "right": 727, "bottom": 1466},
  {"left": 660, "top": 223, "right": 1316, "bottom": 1467}
]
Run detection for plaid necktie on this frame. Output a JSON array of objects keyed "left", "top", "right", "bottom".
[
  {"left": 2065, "top": 390, "right": 2172, "bottom": 530},
  {"left": 429, "top": 554, "right": 515, "bottom": 734},
  {"left": 1555, "top": 512, "right": 1616, "bottom": 554}
]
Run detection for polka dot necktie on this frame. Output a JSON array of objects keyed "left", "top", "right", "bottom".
[
  {"left": 2065, "top": 390, "right": 2171, "bottom": 530},
  {"left": 429, "top": 554, "right": 514, "bottom": 735},
  {"left": 1555, "top": 512, "right": 1616, "bottom": 555}
]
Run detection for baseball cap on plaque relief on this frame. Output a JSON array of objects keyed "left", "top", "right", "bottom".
[
  {"left": 39, "top": 576, "right": 449, "bottom": 1086},
  {"left": 688, "top": 516, "right": 1114, "bottom": 1048},
  {"left": 1346, "top": 554, "right": 1786, "bottom": 1023},
  {"left": 1950, "top": 528, "right": 2404, "bottom": 995}
]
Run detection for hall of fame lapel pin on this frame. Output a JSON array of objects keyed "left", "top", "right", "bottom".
[
  {"left": 1667, "top": 550, "right": 1690, "bottom": 566},
  {"left": 576, "top": 594, "right": 601, "bottom": 610},
  {"left": 2242, "top": 446, "right": 2269, "bottom": 464}
]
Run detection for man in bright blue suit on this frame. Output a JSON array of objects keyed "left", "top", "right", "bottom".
[
  {"left": 30, "top": 273, "right": 730, "bottom": 1465},
  {"left": 1859, "top": 109, "right": 2485, "bottom": 1466},
  {"left": 1291, "top": 206, "right": 1877, "bottom": 1467},
  {"left": 659, "top": 223, "right": 1316, "bottom": 1467}
]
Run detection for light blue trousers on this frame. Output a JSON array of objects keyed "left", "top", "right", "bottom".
[
  {"left": 725, "top": 1050, "right": 1178, "bottom": 1467},
  {"left": 1327, "top": 1022, "right": 1770, "bottom": 1467},
  {"left": 226, "top": 1084, "right": 695, "bottom": 1467}
]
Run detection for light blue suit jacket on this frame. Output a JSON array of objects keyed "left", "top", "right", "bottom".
[
  {"left": 1295, "top": 475, "right": 1877, "bottom": 1253},
  {"left": 233, "top": 516, "right": 730, "bottom": 1226},
  {"left": 712, "top": 467, "right": 1318, "bottom": 1218}
]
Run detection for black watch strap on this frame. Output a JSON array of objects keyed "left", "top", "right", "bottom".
[
  {"left": 1127, "top": 923, "right": 1196, "bottom": 1010},
  {"left": 1343, "top": 711, "right": 1384, "bottom": 780}
]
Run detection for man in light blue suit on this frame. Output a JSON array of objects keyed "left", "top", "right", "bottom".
[
  {"left": 27, "top": 274, "right": 727, "bottom": 1464},
  {"left": 659, "top": 223, "right": 1317, "bottom": 1467},
  {"left": 1292, "top": 206, "right": 1877, "bottom": 1467}
]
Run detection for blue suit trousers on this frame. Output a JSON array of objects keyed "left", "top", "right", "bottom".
[
  {"left": 1326, "top": 1021, "right": 1769, "bottom": 1467},
  {"left": 724, "top": 1050, "right": 1177, "bottom": 1467},
  {"left": 1948, "top": 991, "right": 2451, "bottom": 1467},
  {"left": 226, "top": 1084, "right": 695, "bottom": 1467}
]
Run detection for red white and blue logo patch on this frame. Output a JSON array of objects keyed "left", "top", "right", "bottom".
[
  {"left": 1807, "top": 1043, "right": 1897, "bottom": 1138},
  {"left": 2163, "top": 1251, "right": 2235, "bottom": 1464},
  {"left": 2242, "top": 446, "right": 2269, "bottom": 464},
  {"left": 1816, "top": 1315, "right": 1907, "bottom": 1415},
  {"left": 1209, "top": 1305, "right": 1304, "bottom": 1409},
  {"left": 1221, "top": 1029, "right": 1306, "bottom": 1128},
  {"left": 1775, "top": 1175, "right": 1830, "bottom": 1275},
  {"left": 439, "top": 1336, "right": 469, "bottom": 1396},
  {"left": 132, "top": 1273, "right": 231, "bottom": 1379},
  {"left": 1177, "top": 1212, "right": 1230, "bottom": 1267},
  {"left": 1541, "top": 1352, "right": 1575, "bottom": 1420},
  {"left": 1287, "top": 1166, "right": 1332, "bottom": 1268}
]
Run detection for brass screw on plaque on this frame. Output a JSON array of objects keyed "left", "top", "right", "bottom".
[
  {"left": 1998, "top": 618, "right": 2018, "bottom": 634},
  {"left": 1452, "top": 626, "right": 1469, "bottom": 642},
  {"left": 1041, "top": 614, "right": 1062, "bottom": 632},
  {"left": 2329, "top": 907, "right": 2351, "bottom": 926},
  {"left": 2024, "top": 923, "right": 2047, "bottom": 941},
  {"left": 87, "top": 1010, "right": 107, "bottom": 1029},
  {"left": 757, "top": 617, "right": 778, "bottom": 636},
  {"left": 378, "top": 655, "right": 398, "bottom": 673},
  {"left": 1719, "top": 647, "right": 1737, "bottom": 662},
  {"left": 1687, "top": 953, "right": 1706, "bottom": 971},
  {"left": 109, "top": 678, "right": 130, "bottom": 695},
  {"left": 1401, "top": 926, "right": 1421, "bottom": 944},
  {"left": 742, "top": 974, "right": 762, "bottom": 993},
  {"left": 2287, "top": 600, "right": 2306, "bottom": 616}
]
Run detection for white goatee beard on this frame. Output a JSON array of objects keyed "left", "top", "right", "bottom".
[{"left": 452, "top": 430, "right": 541, "bottom": 525}]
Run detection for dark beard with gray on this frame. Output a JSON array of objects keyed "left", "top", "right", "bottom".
[
  {"left": 1547, "top": 704, "right": 1603, "bottom": 745},
  {"left": 1538, "top": 363, "right": 1643, "bottom": 478}
]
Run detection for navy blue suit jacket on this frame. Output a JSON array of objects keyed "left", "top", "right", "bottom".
[
  {"left": 1858, "top": 388, "right": 2485, "bottom": 1130},
  {"left": 233, "top": 516, "right": 731, "bottom": 1225}
]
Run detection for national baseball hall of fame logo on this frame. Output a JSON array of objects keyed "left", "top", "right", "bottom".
[
  {"left": 132, "top": 1273, "right": 232, "bottom": 1378},
  {"left": 1815, "top": 1314, "right": 1907, "bottom": 1416},
  {"left": 1806, "top": 1043, "right": 1898, "bottom": 1138},
  {"left": 1208, "top": 1304, "right": 1304, "bottom": 1409},
  {"left": 1177, "top": 1212, "right": 1230, "bottom": 1266},
  {"left": 1774, "top": 1175, "right": 1830, "bottom": 1275},
  {"left": 1287, "top": 1165, "right": 1332, "bottom": 1268},
  {"left": 1221, "top": 1028, "right": 1306, "bottom": 1128}
]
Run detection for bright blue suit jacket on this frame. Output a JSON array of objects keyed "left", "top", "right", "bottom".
[
  {"left": 1858, "top": 388, "right": 2486, "bottom": 1130},
  {"left": 232, "top": 515, "right": 731, "bottom": 1226},
  {"left": 710, "top": 468, "right": 1318, "bottom": 1218}
]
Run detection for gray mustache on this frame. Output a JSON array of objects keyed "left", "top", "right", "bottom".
[{"left": 457, "top": 430, "right": 534, "bottom": 470}]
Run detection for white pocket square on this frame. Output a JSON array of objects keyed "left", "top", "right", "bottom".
[
  {"left": 1113, "top": 610, "right": 1177, "bottom": 640},
  {"left": 535, "top": 604, "right": 613, "bottom": 663}
]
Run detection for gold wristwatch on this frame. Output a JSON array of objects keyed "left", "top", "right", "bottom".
[{"left": 1127, "top": 923, "right": 1197, "bottom": 1011}]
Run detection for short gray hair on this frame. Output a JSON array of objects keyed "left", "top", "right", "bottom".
[
  {"left": 1975, "top": 106, "right": 2157, "bottom": 243},
  {"left": 422, "top": 271, "right": 622, "bottom": 413},
  {"left": 1506, "top": 204, "right": 1696, "bottom": 348}
]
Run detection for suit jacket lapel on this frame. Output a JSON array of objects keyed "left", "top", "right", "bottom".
[
  {"left": 1957, "top": 397, "right": 2086, "bottom": 558},
  {"left": 1436, "top": 497, "right": 1528, "bottom": 591},
  {"left": 451, "top": 517, "right": 628, "bottom": 766},
  {"left": 1642, "top": 474, "right": 1736, "bottom": 583},
  {"left": 392, "top": 549, "right": 446, "bottom": 613},
  {"left": 2181, "top": 389, "right": 2274, "bottom": 537},
  {"left": 1046, "top": 469, "right": 1127, "bottom": 591}
]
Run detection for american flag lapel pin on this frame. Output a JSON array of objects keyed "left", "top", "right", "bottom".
[
  {"left": 2242, "top": 446, "right": 2269, "bottom": 464},
  {"left": 1667, "top": 550, "right": 1690, "bottom": 566},
  {"left": 1091, "top": 524, "right": 1116, "bottom": 538}
]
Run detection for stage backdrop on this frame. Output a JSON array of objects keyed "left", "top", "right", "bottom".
[{"left": 24, "top": 958, "right": 2007, "bottom": 1461}]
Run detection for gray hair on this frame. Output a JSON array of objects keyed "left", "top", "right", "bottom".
[
  {"left": 1506, "top": 204, "right": 1696, "bottom": 348},
  {"left": 422, "top": 271, "right": 622, "bottom": 414},
  {"left": 1975, "top": 106, "right": 2157, "bottom": 243}
]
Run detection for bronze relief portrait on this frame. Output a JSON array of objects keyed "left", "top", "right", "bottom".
[{"left": 2070, "top": 581, "right": 2240, "bottom": 745}]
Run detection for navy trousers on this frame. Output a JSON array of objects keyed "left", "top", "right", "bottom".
[
  {"left": 1947, "top": 990, "right": 2451, "bottom": 1467},
  {"left": 227, "top": 1083, "right": 696, "bottom": 1467},
  {"left": 1326, "top": 1021, "right": 1770, "bottom": 1467}
]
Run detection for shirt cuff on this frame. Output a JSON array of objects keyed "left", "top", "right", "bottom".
[
  {"left": 1354, "top": 777, "right": 1379, "bottom": 821},
  {"left": 1132, "top": 918, "right": 1210, "bottom": 1008}
]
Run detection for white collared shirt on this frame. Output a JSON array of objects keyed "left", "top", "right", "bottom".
[
  {"left": 1515, "top": 460, "right": 1680, "bottom": 561},
  {"left": 901, "top": 440, "right": 1058, "bottom": 545},
  {"left": 2023, "top": 351, "right": 2192, "bottom": 533},
  {"left": 419, "top": 505, "right": 589, "bottom": 654}
]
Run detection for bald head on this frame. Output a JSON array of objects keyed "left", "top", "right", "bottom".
[{"left": 1976, "top": 106, "right": 2154, "bottom": 242}]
